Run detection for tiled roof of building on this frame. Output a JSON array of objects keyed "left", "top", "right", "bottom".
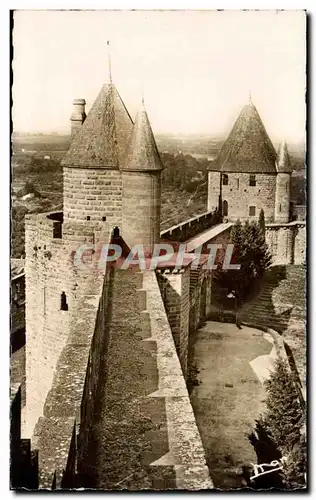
[
  {"left": 211, "top": 102, "right": 278, "bottom": 174},
  {"left": 122, "top": 104, "right": 163, "bottom": 172},
  {"left": 277, "top": 140, "right": 292, "bottom": 173},
  {"left": 62, "top": 84, "right": 133, "bottom": 169}
]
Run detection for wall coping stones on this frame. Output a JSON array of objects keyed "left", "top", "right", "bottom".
[
  {"left": 266, "top": 221, "right": 306, "bottom": 228},
  {"left": 185, "top": 222, "right": 233, "bottom": 253}
]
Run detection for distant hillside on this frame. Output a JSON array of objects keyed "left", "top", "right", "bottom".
[{"left": 10, "top": 133, "right": 306, "bottom": 257}]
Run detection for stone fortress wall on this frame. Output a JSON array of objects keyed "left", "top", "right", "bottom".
[
  {"left": 15, "top": 71, "right": 306, "bottom": 490},
  {"left": 122, "top": 170, "right": 161, "bottom": 249},
  {"left": 63, "top": 167, "right": 122, "bottom": 226},
  {"left": 217, "top": 172, "right": 277, "bottom": 223},
  {"left": 24, "top": 210, "right": 109, "bottom": 440},
  {"left": 266, "top": 221, "right": 306, "bottom": 265},
  {"left": 15, "top": 203, "right": 305, "bottom": 489},
  {"left": 15, "top": 244, "right": 213, "bottom": 489}
]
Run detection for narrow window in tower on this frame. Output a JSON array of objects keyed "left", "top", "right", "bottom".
[
  {"left": 60, "top": 291, "right": 68, "bottom": 311},
  {"left": 87, "top": 216, "right": 90, "bottom": 221},
  {"left": 237, "top": 178, "right": 239, "bottom": 189},
  {"left": 249, "top": 206, "right": 256, "bottom": 216},
  {"left": 102, "top": 216, "right": 106, "bottom": 222},
  {"left": 249, "top": 174, "right": 256, "bottom": 186},
  {"left": 279, "top": 203, "right": 282, "bottom": 212},
  {"left": 222, "top": 174, "right": 228, "bottom": 185}
]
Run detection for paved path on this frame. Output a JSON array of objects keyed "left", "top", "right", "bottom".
[{"left": 190, "top": 321, "right": 274, "bottom": 489}]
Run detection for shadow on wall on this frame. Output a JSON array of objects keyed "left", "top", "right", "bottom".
[
  {"left": 157, "top": 270, "right": 188, "bottom": 376},
  {"left": 243, "top": 420, "right": 284, "bottom": 489},
  {"left": 81, "top": 268, "right": 175, "bottom": 490}
]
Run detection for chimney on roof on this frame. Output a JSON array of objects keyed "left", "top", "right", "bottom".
[{"left": 70, "top": 98, "right": 86, "bottom": 138}]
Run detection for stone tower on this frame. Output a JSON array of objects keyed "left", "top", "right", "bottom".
[
  {"left": 207, "top": 99, "right": 292, "bottom": 223},
  {"left": 61, "top": 84, "right": 134, "bottom": 226},
  {"left": 275, "top": 140, "right": 291, "bottom": 223},
  {"left": 24, "top": 78, "right": 162, "bottom": 439},
  {"left": 121, "top": 102, "right": 163, "bottom": 250}
]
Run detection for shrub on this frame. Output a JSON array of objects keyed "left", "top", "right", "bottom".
[{"left": 258, "top": 357, "right": 306, "bottom": 489}]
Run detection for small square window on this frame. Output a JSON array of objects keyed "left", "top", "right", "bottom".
[
  {"left": 249, "top": 206, "right": 256, "bottom": 216},
  {"left": 87, "top": 216, "right": 90, "bottom": 221},
  {"left": 249, "top": 174, "right": 256, "bottom": 186},
  {"left": 102, "top": 216, "right": 106, "bottom": 221}
]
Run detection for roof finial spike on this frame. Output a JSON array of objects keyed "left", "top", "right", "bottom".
[
  {"left": 107, "top": 40, "right": 112, "bottom": 84},
  {"left": 141, "top": 85, "right": 145, "bottom": 107},
  {"left": 248, "top": 89, "right": 252, "bottom": 103}
]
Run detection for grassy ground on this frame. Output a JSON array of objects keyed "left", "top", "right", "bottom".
[{"left": 190, "top": 321, "right": 272, "bottom": 489}]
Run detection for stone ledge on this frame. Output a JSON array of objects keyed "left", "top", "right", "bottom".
[{"left": 142, "top": 270, "right": 213, "bottom": 490}]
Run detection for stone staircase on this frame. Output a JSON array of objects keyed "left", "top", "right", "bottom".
[
  {"left": 240, "top": 265, "right": 306, "bottom": 386},
  {"left": 240, "top": 265, "right": 305, "bottom": 331}
]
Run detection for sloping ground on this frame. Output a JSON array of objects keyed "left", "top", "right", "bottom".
[
  {"left": 190, "top": 322, "right": 273, "bottom": 489},
  {"left": 160, "top": 188, "right": 207, "bottom": 230},
  {"left": 240, "top": 265, "right": 306, "bottom": 387}
]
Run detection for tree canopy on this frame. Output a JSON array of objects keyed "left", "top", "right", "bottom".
[{"left": 213, "top": 218, "right": 272, "bottom": 304}]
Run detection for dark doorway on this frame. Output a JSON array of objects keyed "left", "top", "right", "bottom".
[
  {"left": 60, "top": 292, "right": 68, "bottom": 311},
  {"left": 223, "top": 200, "right": 228, "bottom": 217}
]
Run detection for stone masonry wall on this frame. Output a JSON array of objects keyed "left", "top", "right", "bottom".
[
  {"left": 63, "top": 167, "right": 122, "bottom": 227},
  {"left": 293, "top": 224, "right": 306, "bottom": 265},
  {"left": 77, "top": 265, "right": 115, "bottom": 485},
  {"left": 122, "top": 171, "right": 161, "bottom": 249},
  {"left": 266, "top": 222, "right": 306, "bottom": 265},
  {"left": 207, "top": 171, "right": 221, "bottom": 212},
  {"left": 274, "top": 173, "right": 290, "bottom": 223},
  {"left": 189, "top": 268, "right": 212, "bottom": 337},
  {"left": 32, "top": 259, "right": 106, "bottom": 489},
  {"left": 221, "top": 172, "right": 276, "bottom": 222},
  {"left": 142, "top": 271, "right": 213, "bottom": 489},
  {"left": 24, "top": 211, "right": 108, "bottom": 440},
  {"left": 157, "top": 266, "right": 191, "bottom": 377}
]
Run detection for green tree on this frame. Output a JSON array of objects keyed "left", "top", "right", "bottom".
[
  {"left": 213, "top": 219, "right": 272, "bottom": 304},
  {"left": 261, "top": 357, "right": 306, "bottom": 489},
  {"left": 259, "top": 208, "right": 266, "bottom": 238}
]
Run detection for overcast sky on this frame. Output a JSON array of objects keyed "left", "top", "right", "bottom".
[{"left": 12, "top": 10, "right": 306, "bottom": 143}]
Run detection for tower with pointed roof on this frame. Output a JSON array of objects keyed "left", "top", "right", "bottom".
[
  {"left": 121, "top": 101, "right": 163, "bottom": 249},
  {"left": 62, "top": 83, "right": 134, "bottom": 227},
  {"left": 207, "top": 99, "right": 292, "bottom": 223},
  {"left": 23, "top": 74, "right": 163, "bottom": 439}
]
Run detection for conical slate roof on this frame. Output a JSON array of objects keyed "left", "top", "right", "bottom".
[
  {"left": 122, "top": 104, "right": 163, "bottom": 172},
  {"left": 212, "top": 102, "right": 278, "bottom": 174},
  {"left": 277, "top": 140, "right": 292, "bottom": 173},
  {"left": 62, "top": 84, "right": 133, "bottom": 168}
]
